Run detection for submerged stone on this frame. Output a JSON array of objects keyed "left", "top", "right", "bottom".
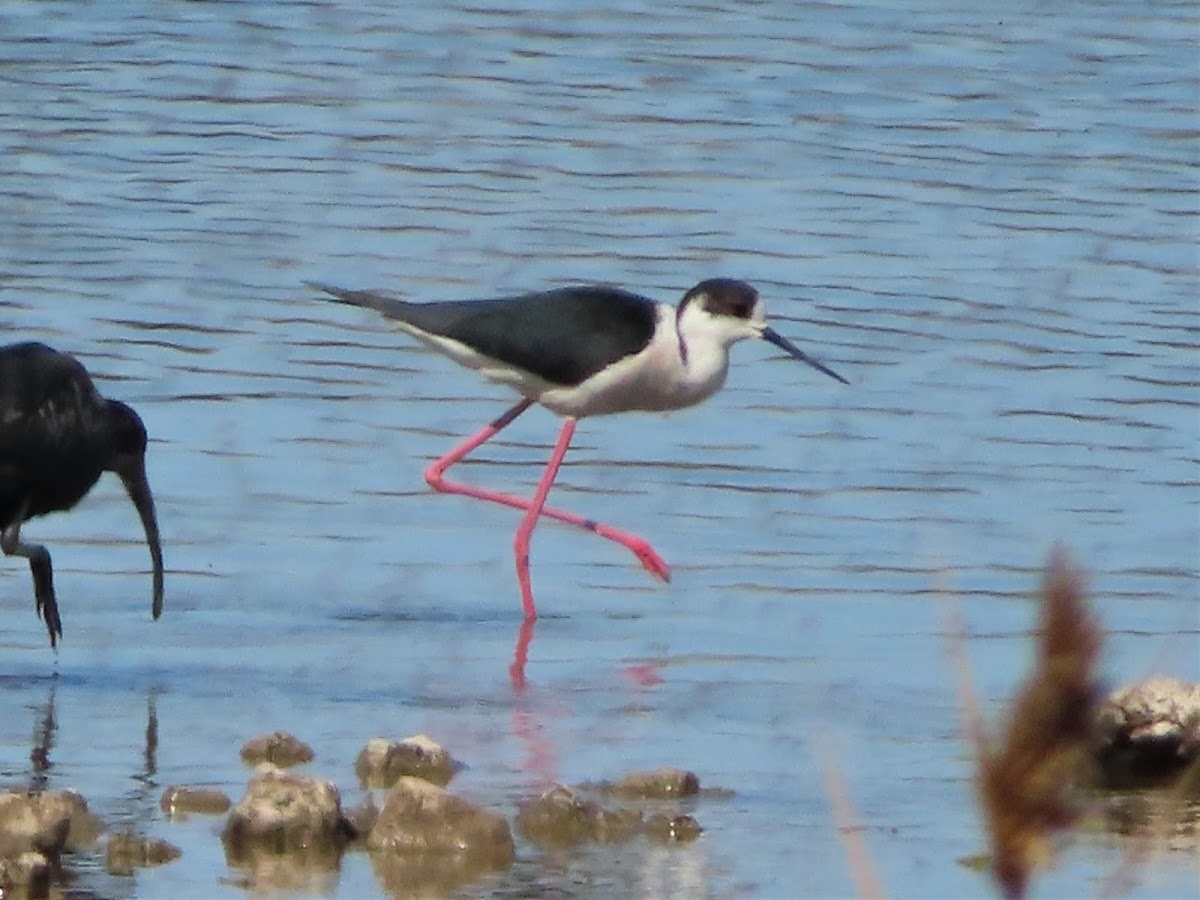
[
  {"left": 610, "top": 768, "right": 701, "bottom": 799},
  {"left": 160, "top": 786, "right": 232, "bottom": 817},
  {"left": 355, "top": 735, "right": 456, "bottom": 789},
  {"left": 0, "top": 789, "right": 99, "bottom": 859},
  {"left": 345, "top": 795, "right": 380, "bottom": 841},
  {"left": 44, "top": 789, "right": 103, "bottom": 849},
  {"left": 0, "top": 850, "right": 50, "bottom": 897},
  {"left": 367, "top": 777, "right": 514, "bottom": 896},
  {"left": 105, "top": 832, "right": 181, "bottom": 876},
  {"left": 516, "top": 785, "right": 598, "bottom": 846},
  {"left": 239, "top": 730, "right": 315, "bottom": 767},
  {"left": 1094, "top": 676, "right": 1200, "bottom": 788},
  {"left": 222, "top": 768, "right": 353, "bottom": 861},
  {"left": 643, "top": 813, "right": 703, "bottom": 843},
  {"left": 368, "top": 776, "right": 513, "bottom": 864},
  {"left": 516, "top": 785, "right": 642, "bottom": 847}
]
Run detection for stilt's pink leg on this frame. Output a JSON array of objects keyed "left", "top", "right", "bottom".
[
  {"left": 512, "top": 417, "right": 576, "bottom": 619},
  {"left": 509, "top": 617, "right": 536, "bottom": 692},
  {"left": 424, "top": 399, "right": 535, "bottom": 486},
  {"left": 423, "top": 401, "right": 671, "bottom": 585}
]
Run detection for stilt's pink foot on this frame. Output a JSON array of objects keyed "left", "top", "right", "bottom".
[
  {"left": 623, "top": 663, "right": 664, "bottom": 686},
  {"left": 592, "top": 523, "right": 670, "bottom": 582},
  {"left": 630, "top": 538, "right": 670, "bottom": 582}
]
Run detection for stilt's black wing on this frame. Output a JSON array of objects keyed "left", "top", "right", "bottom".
[{"left": 310, "top": 283, "right": 659, "bottom": 387}]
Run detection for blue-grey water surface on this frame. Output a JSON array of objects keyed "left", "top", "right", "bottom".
[{"left": 1, "top": 1, "right": 1197, "bottom": 897}]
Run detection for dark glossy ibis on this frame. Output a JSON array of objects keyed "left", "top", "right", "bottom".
[{"left": 1, "top": 342, "right": 164, "bottom": 646}]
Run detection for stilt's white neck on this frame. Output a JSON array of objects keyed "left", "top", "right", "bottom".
[
  {"left": 534, "top": 296, "right": 764, "bottom": 419},
  {"left": 673, "top": 296, "right": 767, "bottom": 406}
]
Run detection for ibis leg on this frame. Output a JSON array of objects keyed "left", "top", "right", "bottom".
[{"left": 2, "top": 512, "right": 63, "bottom": 647}]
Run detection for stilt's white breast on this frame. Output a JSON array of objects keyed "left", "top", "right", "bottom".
[
  {"left": 392, "top": 298, "right": 745, "bottom": 420},
  {"left": 538, "top": 305, "right": 731, "bottom": 418}
]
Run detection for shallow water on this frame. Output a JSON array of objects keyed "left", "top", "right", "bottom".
[{"left": 1, "top": 1, "right": 1197, "bottom": 897}]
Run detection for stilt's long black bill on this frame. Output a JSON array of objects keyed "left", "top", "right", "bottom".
[
  {"left": 761, "top": 327, "right": 849, "bottom": 385},
  {"left": 118, "top": 461, "right": 164, "bottom": 619}
]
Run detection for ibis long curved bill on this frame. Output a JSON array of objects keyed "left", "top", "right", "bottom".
[
  {"left": 116, "top": 457, "right": 164, "bottom": 620},
  {"left": 761, "top": 326, "right": 849, "bottom": 385}
]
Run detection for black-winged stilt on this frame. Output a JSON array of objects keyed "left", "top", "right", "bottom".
[
  {"left": 0, "top": 342, "right": 164, "bottom": 646},
  {"left": 309, "top": 278, "right": 846, "bottom": 621}
]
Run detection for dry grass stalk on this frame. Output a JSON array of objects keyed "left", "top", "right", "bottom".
[
  {"left": 977, "top": 547, "right": 1104, "bottom": 899},
  {"left": 821, "top": 741, "right": 886, "bottom": 900}
]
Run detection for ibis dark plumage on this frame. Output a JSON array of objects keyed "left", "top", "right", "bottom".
[
  {"left": 0, "top": 342, "right": 164, "bottom": 646},
  {"left": 309, "top": 278, "right": 846, "bottom": 621}
]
